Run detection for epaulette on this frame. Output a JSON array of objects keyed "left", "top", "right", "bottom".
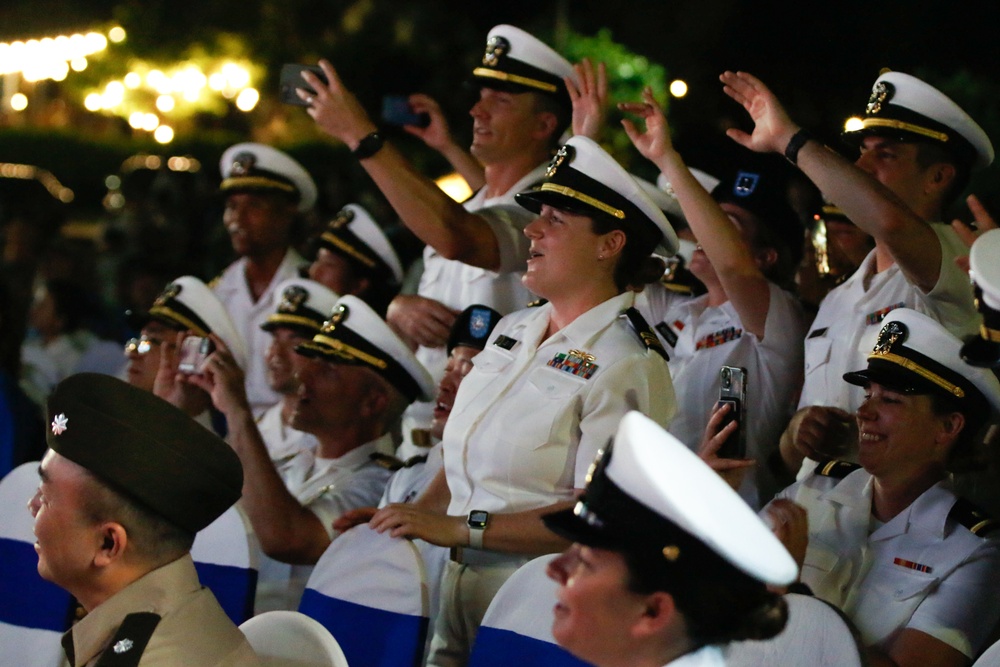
[
  {"left": 949, "top": 498, "right": 999, "bottom": 537},
  {"left": 624, "top": 307, "right": 669, "bottom": 362},
  {"left": 661, "top": 282, "right": 695, "bottom": 296},
  {"left": 93, "top": 612, "right": 161, "bottom": 666},
  {"left": 814, "top": 459, "right": 861, "bottom": 479},
  {"left": 526, "top": 298, "right": 548, "bottom": 308},
  {"left": 370, "top": 452, "right": 404, "bottom": 471},
  {"left": 404, "top": 454, "right": 429, "bottom": 468}
]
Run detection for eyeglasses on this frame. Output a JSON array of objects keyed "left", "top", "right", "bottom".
[{"left": 124, "top": 335, "right": 164, "bottom": 356}]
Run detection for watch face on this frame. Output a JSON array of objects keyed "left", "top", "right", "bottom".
[{"left": 468, "top": 510, "right": 489, "bottom": 528}]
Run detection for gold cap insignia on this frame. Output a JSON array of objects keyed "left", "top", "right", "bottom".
[
  {"left": 483, "top": 35, "right": 510, "bottom": 67},
  {"left": 873, "top": 320, "right": 907, "bottom": 356},
  {"left": 279, "top": 285, "right": 309, "bottom": 313},
  {"left": 230, "top": 151, "right": 256, "bottom": 176},
  {"left": 329, "top": 207, "right": 355, "bottom": 230},
  {"left": 546, "top": 144, "right": 574, "bottom": 178},
  {"left": 153, "top": 283, "right": 181, "bottom": 308},
  {"left": 866, "top": 81, "right": 893, "bottom": 115},
  {"left": 320, "top": 303, "right": 349, "bottom": 333},
  {"left": 661, "top": 545, "right": 681, "bottom": 561}
]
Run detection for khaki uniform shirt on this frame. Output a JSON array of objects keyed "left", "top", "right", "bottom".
[{"left": 63, "top": 554, "right": 260, "bottom": 666}]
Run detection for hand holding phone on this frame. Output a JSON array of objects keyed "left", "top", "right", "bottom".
[
  {"left": 381, "top": 95, "right": 430, "bottom": 128},
  {"left": 177, "top": 336, "right": 214, "bottom": 375},
  {"left": 279, "top": 64, "right": 328, "bottom": 106},
  {"left": 715, "top": 365, "right": 747, "bottom": 459}
]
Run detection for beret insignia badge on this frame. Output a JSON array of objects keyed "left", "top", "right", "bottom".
[
  {"left": 483, "top": 36, "right": 510, "bottom": 67},
  {"left": 51, "top": 413, "right": 68, "bottom": 436}
]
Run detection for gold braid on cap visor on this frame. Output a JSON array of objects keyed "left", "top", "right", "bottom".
[
  {"left": 310, "top": 335, "right": 388, "bottom": 370},
  {"left": 859, "top": 118, "right": 950, "bottom": 143},
  {"left": 320, "top": 232, "right": 377, "bottom": 269},
  {"left": 148, "top": 306, "right": 210, "bottom": 338},
  {"left": 220, "top": 176, "right": 298, "bottom": 193},
  {"left": 868, "top": 351, "right": 965, "bottom": 398},
  {"left": 538, "top": 183, "right": 625, "bottom": 219},
  {"left": 265, "top": 314, "right": 322, "bottom": 331},
  {"left": 471, "top": 67, "right": 558, "bottom": 93}
]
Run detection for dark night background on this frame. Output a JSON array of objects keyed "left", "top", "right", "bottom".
[{"left": 3, "top": 0, "right": 1000, "bottom": 218}]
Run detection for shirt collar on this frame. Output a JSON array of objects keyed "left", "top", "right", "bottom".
[
  {"left": 65, "top": 555, "right": 200, "bottom": 666},
  {"left": 546, "top": 291, "right": 636, "bottom": 349}
]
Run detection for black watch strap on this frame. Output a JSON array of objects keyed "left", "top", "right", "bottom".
[
  {"left": 784, "top": 129, "right": 813, "bottom": 165},
  {"left": 353, "top": 132, "right": 385, "bottom": 160}
]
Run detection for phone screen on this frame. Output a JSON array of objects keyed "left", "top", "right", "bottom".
[{"left": 381, "top": 95, "right": 430, "bottom": 128}]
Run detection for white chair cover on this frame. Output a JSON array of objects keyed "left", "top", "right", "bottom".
[
  {"left": 726, "top": 593, "right": 865, "bottom": 667},
  {"left": 240, "top": 610, "right": 349, "bottom": 667},
  {"left": 0, "top": 462, "right": 72, "bottom": 667},
  {"left": 191, "top": 503, "right": 259, "bottom": 625},
  {"left": 299, "top": 525, "right": 429, "bottom": 667},
  {"left": 974, "top": 638, "right": 1000, "bottom": 666},
  {"left": 468, "top": 554, "right": 591, "bottom": 667}
]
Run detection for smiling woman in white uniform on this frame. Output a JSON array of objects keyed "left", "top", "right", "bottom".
[
  {"left": 371, "top": 135, "right": 678, "bottom": 666},
  {"left": 768, "top": 308, "right": 1000, "bottom": 667},
  {"left": 544, "top": 412, "right": 797, "bottom": 667}
]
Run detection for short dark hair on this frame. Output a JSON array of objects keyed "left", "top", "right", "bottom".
[
  {"left": 930, "top": 391, "right": 989, "bottom": 472},
  {"left": 82, "top": 472, "right": 195, "bottom": 566},
  {"left": 914, "top": 141, "right": 969, "bottom": 208},
  {"left": 623, "top": 548, "right": 788, "bottom": 646},
  {"left": 590, "top": 211, "right": 665, "bottom": 292},
  {"left": 528, "top": 92, "right": 571, "bottom": 150}
]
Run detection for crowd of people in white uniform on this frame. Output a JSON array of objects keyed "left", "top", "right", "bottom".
[{"left": 7, "top": 20, "right": 1000, "bottom": 667}]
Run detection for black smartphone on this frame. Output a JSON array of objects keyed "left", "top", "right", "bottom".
[
  {"left": 715, "top": 365, "right": 747, "bottom": 459},
  {"left": 381, "top": 95, "right": 430, "bottom": 128},
  {"left": 279, "top": 64, "right": 327, "bottom": 106},
  {"left": 177, "top": 336, "right": 214, "bottom": 375}
]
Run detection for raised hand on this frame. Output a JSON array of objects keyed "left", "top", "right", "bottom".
[
  {"left": 299, "top": 59, "right": 378, "bottom": 147},
  {"left": 568, "top": 58, "right": 608, "bottom": 141},
  {"left": 619, "top": 86, "right": 675, "bottom": 164},
  {"left": 719, "top": 71, "right": 799, "bottom": 155},
  {"left": 697, "top": 401, "right": 756, "bottom": 491}
]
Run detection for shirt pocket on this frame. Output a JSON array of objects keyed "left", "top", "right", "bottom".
[
  {"left": 803, "top": 335, "right": 832, "bottom": 377},
  {"left": 500, "top": 366, "right": 587, "bottom": 499},
  {"left": 853, "top": 565, "right": 939, "bottom": 644},
  {"left": 451, "top": 347, "right": 514, "bottom": 415}
]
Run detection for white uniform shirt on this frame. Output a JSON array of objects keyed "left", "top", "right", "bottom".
[
  {"left": 254, "top": 434, "right": 395, "bottom": 612},
  {"left": 444, "top": 291, "right": 676, "bottom": 517},
  {"left": 255, "top": 400, "right": 317, "bottom": 463},
  {"left": 669, "top": 646, "right": 726, "bottom": 667},
  {"left": 799, "top": 224, "right": 977, "bottom": 413},
  {"left": 772, "top": 469, "right": 1000, "bottom": 658},
  {"left": 398, "top": 165, "right": 545, "bottom": 458},
  {"left": 212, "top": 249, "right": 306, "bottom": 415},
  {"left": 637, "top": 281, "right": 807, "bottom": 507}
]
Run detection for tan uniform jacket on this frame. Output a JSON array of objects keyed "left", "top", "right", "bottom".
[{"left": 62, "top": 554, "right": 261, "bottom": 666}]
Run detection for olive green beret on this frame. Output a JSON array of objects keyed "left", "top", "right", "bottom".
[{"left": 46, "top": 373, "right": 243, "bottom": 533}]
